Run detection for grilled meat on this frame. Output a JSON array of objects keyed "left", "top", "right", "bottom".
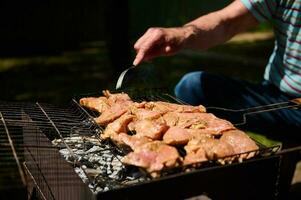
[
  {"left": 145, "top": 101, "right": 206, "bottom": 113},
  {"left": 163, "top": 127, "right": 191, "bottom": 145},
  {"left": 163, "top": 112, "right": 207, "bottom": 128},
  {"left": 80, "top": 91, "right": 260, "bottom": 173},
  {"left": 122, "top": 141, "right": 181, "bottom": 175},
  {"left": 130, "top": 108, "right": 162, "bottom": 120},
  {"left": 183, "top": 145, "right": 207, "bottom": 166},
  {"left": 103, "top": 90, "right": 132, "bottom": 106},
  {"left": 200, "top": 138, "right": 235, "bottom": 160},
  {"left": 183, "top": 130, "right": 259, "bottom": 165},
  {"left": 184, "top": 137, "right": 235, "bottom": 165},
  {"left": 127, "top": 121, "right": 136, "bottom": 132},
  {"left": 102, "top": 114, "right": 134, "bottom": 139},
  {"left": 80, "top": 97, "right": 110, "bottom": 113},
  {"left": 133, "top": 119, "right": 169, "bottom": 140},
  {"left": 220, "top": 130, "right": 259, "bottom": 159},
  {"left": 163, "top": 127, "right": 213, "bottom": 145},
  {"left": 94, "top": 102, "right": 131, "bottom": 125},
  {"left": 111, "top": 132, "right": 152, "bottom": 150},
  {"left": 163, "top": 112, "right": 234, "bottom": 135},
  {"left": 80, "top": 91, "right": 133, "bottom": 126}
]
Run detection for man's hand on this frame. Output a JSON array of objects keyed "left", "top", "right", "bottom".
[
  {"left": 133, "top": 0, "right": 259, "bottom": 66},
  {"left": 133, "top": 26, "right": 196, "bottom": 66}
]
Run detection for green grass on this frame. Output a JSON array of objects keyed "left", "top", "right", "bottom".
[{"left": 247, "top": 131, "right": 282, "bottom": 147}]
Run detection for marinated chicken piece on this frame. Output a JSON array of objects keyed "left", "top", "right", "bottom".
[
  {"left": 145, "top": 101, "right": 206, "bottom": 113},
  {"left": 94, "top": 96, "right": 147, "bottom": 126},
  {"left": 204, "top": 115, "right": 235, "bottom": 134},
  {"left": 184, "top": 137, "right": 235, "bottom": 165},
  {"left": 134, "top": 119, "right": 169, "bottom": 140},
  {"left": 183, "top": 145, "right": 207, "bottom": 166},
  {"left": 163, "top": 112, "right": 234, "bottom": 135},
  {"left": 111, "top": 133, "right": 152, "bottom": 150},
  {"left": 122, "top": 141, "right": 180, "bottom": 175},
  {"left": 80, "top": 91, "right": 133, "bottom": 114},
  {"left": 127, "top": 121, "right": 136, "bottom": 132},
  {"left": 176, "top": 114, "right": 207, "bottom": 129},
  {"left": 162, "top": 112, "right": 178, "bottom": 127},
  {"left": 94, "top": 103, "right": 130, "bottom": 125},
  {"left": 103, "top": 90, "right": 132, "bottom": 106},
  {"left": 79, "top": 96, "right": 110, "bottom": 113},
  {"left": 130, "top": 101, "right": 147, "bottom": 109},
  {"left": 201, "top": 138, "right": 235, "bottom": 160},
  {"left": 188, "top": 129, "right": 217, "bottom": 138},
  {"left": 163, "top": 127, "right": 213, "bottom": 145},
  {"left": 220, "top": 130, "right": 259, "bottom": 159},
  {"left": 163, "top": 127, "right": 191, "bottom": 145},
  {"left": 102, "top": 114, "right": 134, "bottom": 139},
  {"left": 130, "top": 108, "right": 162, "bottom": 120},
  {"left": 163, "top": 112, "right": 207, "bottom": 128}
]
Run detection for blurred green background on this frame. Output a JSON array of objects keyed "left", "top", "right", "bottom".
[{"left": 0, "top": 0, "right": 273, "bottom": 104}]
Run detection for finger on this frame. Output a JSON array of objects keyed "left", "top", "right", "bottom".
[
  {"left": 133, "top": 50, "right": 145, "bottom": 66},
  {"left": 144, "top": 44, "right": 176, "bottom": 62},
  {"left": 134, "top": 34, "right": 164, "bottom": 65},
  {"left": 135, "top": 28, "right": 164, "bottom": 53},
  {"left": 134, "top": 35, "right": 151, "bottom": 51},
  {"left": 134, "top": 28, "right": 155, "bottom": 50}
]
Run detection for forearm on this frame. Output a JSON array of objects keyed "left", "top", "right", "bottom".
[
  {"left": 182, "top": 0, "right": 259, "bottom": 50},
  {"left": 183, "top": 12, "right": 228, "bottom": 50},
  {"left": 133, "top": 0, "right": 259, "bottom": 65}
]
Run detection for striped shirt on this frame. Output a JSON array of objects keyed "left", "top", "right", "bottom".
[{"left": 241, "top": 0, "right": 301, "bottom": 97}]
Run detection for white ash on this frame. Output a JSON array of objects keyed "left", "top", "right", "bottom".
[
  {"left": 74, "top": 167, "right": 89, "bottom": 184},
  {"left": 86, "top": 146, "right": 103, "bottom": 154},
  {"left": 53, "top": 135, "right": 145, "bottom": 193}
]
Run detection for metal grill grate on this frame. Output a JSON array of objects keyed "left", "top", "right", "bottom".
[
  {"left": 0, "top": 101, "right": 96, "bottom": 199},
  {"left": 0, "top": 112, "right": 26, "bottom": 195},
  {"left": 0, "top": 99, "right": 150, "bottom": 199},
  {"left": 0, "top": 91, "right": 281, "bottom": 200}
]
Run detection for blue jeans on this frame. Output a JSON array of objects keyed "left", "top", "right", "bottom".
[{"left": 175, "top": 71, "right": 301, "bottom": 141}]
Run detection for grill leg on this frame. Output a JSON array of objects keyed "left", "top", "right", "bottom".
[
  {"left": 29, "top": 187, "right": 38, "bottom": 200},
  {"left": 278, "top": 151, "right": 300, "bottom": 200}
]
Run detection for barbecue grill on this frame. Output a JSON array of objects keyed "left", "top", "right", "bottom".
[{"left": 0, "top": 90, "right": 300, "bottom": 200}]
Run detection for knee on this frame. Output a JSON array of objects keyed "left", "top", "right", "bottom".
[
  {"left": 174, "top": 71, "right": 204, "bottom": 105},
  {"left": 175, "top": 72, "right": 202, "bottom": 92}
]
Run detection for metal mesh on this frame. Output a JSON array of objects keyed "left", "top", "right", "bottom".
[
  {"left": 0, "top": 102, "right": 95, "bottom": 200},
  {"left": 0, "top": 113, "right": 26, "bottom": 191},
  {"left": 0, "top": 91, "right": 281, "bottom": 200},
  {"left": 0, "top": 99, "right": 151, "bottom": 199}
]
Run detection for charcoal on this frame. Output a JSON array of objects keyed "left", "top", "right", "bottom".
[
  {"left": 85, "top": 168, "right": 102, "bottom": 178},
  {"left": 59, "top": 148, "right": 72, "bottom": 160},
  {"left": 86, "top": 146, "right": 103, "bottom": 153},
  {"left": 95, "top": 187, "right": 103, "bottom": 193},
  {"left": 74, "top": 167, "right": 89, "bottom": 184},
  {"left": 53, "top": 135, "right": 147, "bottom": 193}
]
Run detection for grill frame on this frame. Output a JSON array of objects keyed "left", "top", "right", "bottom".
[
  {"left": 98, "top": 155, "right": 282, "bottom": 200},
  {"left": 0, "top": 90, "right": 293, "bottom": 200}
]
